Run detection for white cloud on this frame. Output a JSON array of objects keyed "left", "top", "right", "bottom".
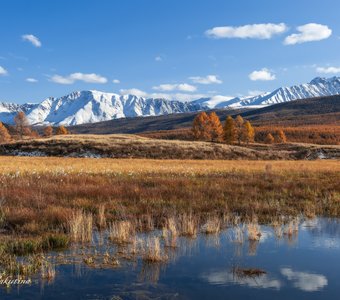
[
  {"left": 189, "top": 75, "right": 222, "bottom": 84},
  {"left": 281, "top": 268, "right": 328, "bottom": 292},
  {"left": 249, "top": 68, "right": 276, "bottom": 81},
  {"left": 0, "top": 66, "right": 8, "bottom": 76},
  {"left": 150, "top": 92, "right": 206, "bottom": 102},
  {"left": 155, "top": 56, "right": 162, "bottom": 62},
  {"left": 152, "top": 83, "right": 197, "bottom": 92},
  {"left": 205, "top": 23, "right": 287, "bottom": 39},
  {"left": 248, "top": 90, "right": 266, "bottom": 97},
  {"left": 120, "top": 88, "right": 148, "bottom": 98},
  {"left": 50, "top": 73, "right": 108, "bottom": 84},
  {"left": 202, "top": 270, "right": 282, "bottom": 290},
  {"left": 316, "top": 66, "right": 340, "bottom": 74},
  {"left": 284, "top": 23, "right": 332, "bottom": 45},
  {"left": 22, "top": 34, "right": 42, "bottom": 47},
  {"left": 26, "top": 78, "right": 38, "bottom": 83},
  {"left": 112, "top": 79, "right": 120, "bottom": 84}
]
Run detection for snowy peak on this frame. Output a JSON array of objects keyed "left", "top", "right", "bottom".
[
  {"left": 0, "top": 90, "right": 205, "bottom": 126},
  {"left": 0, "top": 77, "right": 339, "bottom": 126},
  {"left": 229, "top": 76, "right": 340, "bottom": 107}
]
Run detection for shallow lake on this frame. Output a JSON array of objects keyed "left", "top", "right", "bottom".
[{"left": 2, "top": 218, "right": 340, "bottom": 299}]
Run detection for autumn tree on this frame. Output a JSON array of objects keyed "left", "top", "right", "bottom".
[
  {"left": 44, "top": 125, "right": 54, "bottom": 137},
  {"left": 30, "top": 130, "right": 40, "bottom": 139},
  {"left": 192, "top": 112, "right": 211, "bottom": 141},
  {"left": 0, "top": 122, "right": 11, "bottom": 143},
  {"left": 56, "top": 125, "right": 69, "bottom": 135},
  {"left": 275, "top": 130, "right": 287, "bottom": 143},
  {"left": 265, "top": 133, "right": 275, "bottom": 144},
  {"left": 14, "top": 111, "right": 30, "bottom": 139},
  {"left": 223, "top": 116, "right": 236, "bottom": 144},
  {"left": 241, "top": 121, "right": 255, "bottom": 144},
  {"left": 234, "top": 115, "right": 244, "bottom": 145},
  {"left": 208, "top": 112, "right": 223, "bottom": 142}
]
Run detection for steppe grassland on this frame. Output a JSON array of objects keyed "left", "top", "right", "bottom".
[{"left": 0, "top": 156, "right": 339, "bottom": 174}]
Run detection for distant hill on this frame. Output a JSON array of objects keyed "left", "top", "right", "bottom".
[{"left": 68, "top": 95, "right": 340, "bottom": 135}]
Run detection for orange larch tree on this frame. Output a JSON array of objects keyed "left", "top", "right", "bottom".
[
  {"left": 223, "top": 116, "right": 236, "bottom": 144},
  {"left": 235, "top": 115, "right": 244, "bottom": 145},
  {"left": 192, "top": 112, "right": 211, "bottom": 141},
  {"left": 44, "top": 125, "right": 54, "bottom": 137},
  {"left": 0, "top": 122, "right": 11, "bottom": 143},
  {"left": 208, "top": 112, "right": 223, "bottom": 142},
  {"left": 265, "top": 133, "right": 275, "bottom": 144},
  {"left": 275, "top": 129, "right": 287, "bottom": 143},
  {"left": 56, "top": 125, "right": 69, "bottom": 135},
  {"left": 241, "top": 121, "right": 255, "bottom": 144}
]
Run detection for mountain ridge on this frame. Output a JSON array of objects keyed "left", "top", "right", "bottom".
[{"left": 1, "top": 76, "right": 340, "bottom": 126}]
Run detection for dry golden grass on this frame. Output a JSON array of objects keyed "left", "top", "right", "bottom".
[
  {"left": 143, "top": 237, "right": 167, "bottom": 262},
  {"left": 0, "top": 157, "right": 339, "bottom": 174},
  {"left": 247, "top": 223, "right": 261, "bottom": 241},
  {"left": 1, "top": 133, "right": 339, "bottom": 160},
  {"left": 68, "top": 211, "right": 93, "bottom": 243},
  {"left": 201, "top": 216, "right": 221, "bottom": 234},
  {"left": 108, "top": 220, "right": 135, "bottom": 244}
]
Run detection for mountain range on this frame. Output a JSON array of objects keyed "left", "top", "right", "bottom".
[{"left": 0, "top": 76, "right": 339, "bottom": 126}]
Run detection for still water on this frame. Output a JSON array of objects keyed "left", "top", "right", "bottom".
[{"left": 1, "top": 218, "right": 340, "bottom": 299}]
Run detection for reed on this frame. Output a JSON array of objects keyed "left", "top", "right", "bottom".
[
  {"left": 109, "top": 220, "right": 135, "bottom": 244},
  {"left": 163, "top": 217, "right": 178, "bottom": 248},
  {"left": 97, "top": 204, "right": 106, "bottom": 230},
  {"left": 143, "top": 237, "right": 167, "bottom": 262},
  {"left": 179, "top": 213, "right": 197, "bottom": 237},
  {"left": 68, "top": 211, "right": 93, "bottom": 243},
  {"left": 247, "top": 222, "right": 261, "bottom": 241},
  {"left": 41, "top": 261, "right": 56, "bottom": 281},
  {"left": 201, "top": 216, "right": 221, "bottom": 234},
  {"left": 284, "top": 219, "right": 299, "bottom": 237}
]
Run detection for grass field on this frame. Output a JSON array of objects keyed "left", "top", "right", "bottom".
[
  {"left": 0, "top": 157, "right": 339, "bottom": 245},
  {"left": 0, "top": 156, "right": 338, "bottom": 279}
]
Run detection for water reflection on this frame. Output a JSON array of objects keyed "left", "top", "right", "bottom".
[
  {"left": 281, "top": 268, "right": 328, "bottom": 292},
  {"left": 1, "top": 217, "right": 339, "bottom": 299},
  {"left": 202, "top": 270, "right": 282, "bottom": 290}
]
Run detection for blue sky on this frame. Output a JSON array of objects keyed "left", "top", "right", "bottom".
[{"left": 0, "top": 0, "right": 339, "bottom": 104}]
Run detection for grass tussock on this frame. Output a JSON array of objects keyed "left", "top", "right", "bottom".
[
  {"left": 179, "top": 213, "right": 197, "bottom": 237},
  {"left": 109, "top": 220, "right": 135, "bottom": 244},
  {"left": 247, "top": 219, "right": 262, "bottom": 241},
  {"left": 201, "top": 216, "right": 221, "bottom": 234},
  {"left": 162, "top": 217, "right": 178, "bottom": 248},
  {"left": 143, "top": 237, "right": 167, "bottom": 262},
  {"left": 68, "top": 211, "right": 93, "bottom": 243}
]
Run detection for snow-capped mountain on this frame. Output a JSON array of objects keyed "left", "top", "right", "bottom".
[
  {"left": 0, "top": 91, "right": 204, "bottom": 126},
  {"left": 0, "top": 77, "right": 339, "bottom": 126},
  {"left": 201, "top": 76, "right": 340, "bottom": 108}
]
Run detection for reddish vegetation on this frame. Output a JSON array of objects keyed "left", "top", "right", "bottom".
[
  {"left": 255, "top": 125, "right": 340, "bottom": 145},
  {"left": 141, "top": 124, "right": 340, "bottom": 145}
]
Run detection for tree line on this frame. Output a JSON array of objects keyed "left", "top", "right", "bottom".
[
  {"left": 0, "top": 111, "right": 69, "bottom": 143},
  {"left": 192, "top": 112, "right": 287, "bottom": 144}
]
